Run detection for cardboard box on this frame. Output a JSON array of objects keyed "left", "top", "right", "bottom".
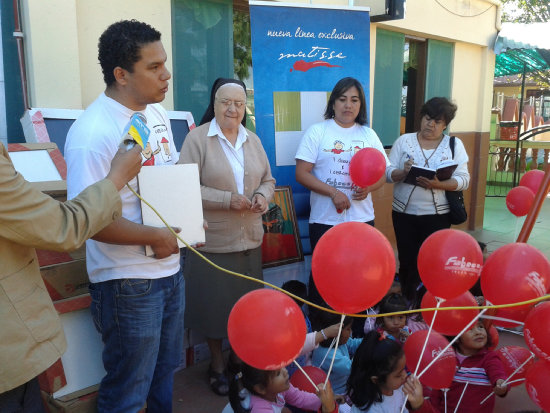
[
  {"left": 42, "top": 386, "right": 146, "bottom": 413},
  {"left": 38, "top": 359, "right": 67, "bottom": 394},
  {"left": 41, "top": 386, "right": 98, "bottom": 413},
  {"left": 7, "top": 142, "right": 67, "bottom": 199},
  {"left": 185, "top": 329, "right": 230, "bottom": 367},
  {"left": 40, "top": 258, "right": 90, "bottom": 301},
  {"left": 53, "top": 294, "right": 92, "bottom": 314}
]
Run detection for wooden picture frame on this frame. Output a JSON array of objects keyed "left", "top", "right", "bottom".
[
  {"left": 20, "top": 108, "right": 195, "bottom": 155},
  {"left": 262, "top": 186, "right": 304, "bottom": 268},
  {"left": 7, "top": 142, "right": 67, "bottom": 197}
]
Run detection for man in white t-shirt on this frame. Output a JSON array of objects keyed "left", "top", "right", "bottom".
[{"left": 65, "top": 20, "right": 182, "bottom": 412}]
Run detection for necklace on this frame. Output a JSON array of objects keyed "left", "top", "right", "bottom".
[{"left": 417, "top": 134, "right": 443, "bottom": 167}]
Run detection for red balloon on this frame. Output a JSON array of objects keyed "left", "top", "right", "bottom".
[
  {"left": 421, "top": 291, "right": 479, "bottom": 336},
  {"left": 524, "top": 302, "right": 550, "bottom": 362},
  {"left": 496, "top": 345, "right": 534, "bottom": 387},
  {"left": 519, "top": 169, "right": 545, "bottom": 195},
  {"left": 404, "top": 330, "right": 456, "bottom": 389},
  {"left": 290, "top": 366, "right": 328, "bottom": 394},
  {"left": 417, "top": 229, "right": 483, "bottom": 299},
  {"left": 526, "top": 360, "right": 550, "bottom": 411},
  {"left": 312, "top": 222, "right": 395, "bottom": 314},
  {"left": 349, "top": 147, "right": 386, "bottom": 187},
  {"left": 490, "top": 305, "right": 532, "bottom": 328},
  {"left": 228, "top": 289, "right": 306, "bottom": 370},
  {"left": 506, "top": 186, "right": 534, "bottom": 217},
  {"left": 487, "top": 325, "right": 499, "bottom": 350},
  {"left": 480, "top": 243, "right": 550, "bottom": 315}
]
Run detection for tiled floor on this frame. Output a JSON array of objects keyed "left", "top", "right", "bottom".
[
  {"left": 474, "top": 195, "right": 550, "bottom": 254},
  {"left": 173, "top": 196, "right": 548, "bottom": 412}
]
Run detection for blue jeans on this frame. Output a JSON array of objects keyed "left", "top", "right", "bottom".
[{"left": 89, "top": 270, "right": 185, "bottom": 413}]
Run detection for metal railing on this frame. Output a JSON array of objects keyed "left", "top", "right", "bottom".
[{"left": 486, "top": 124, "right": 550, "bottom": 197}]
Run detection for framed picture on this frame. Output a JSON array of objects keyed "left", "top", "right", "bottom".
[
  {"left": 21, "top": 108, "right": 195, "bottom": 156},
  {"left": 262, "top": 186, "right": 304, "bottom": 268},
  {"left": 7, "top": 142, "right": 67, "bottom": 197}
]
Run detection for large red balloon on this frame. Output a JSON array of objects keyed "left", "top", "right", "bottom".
[
  {"left": 417, "top": 229, "right": 483, "bottom": 299},
  {"left": 312, "top": 222, "right": 395, "bottom": 314},
  {"left": 228, "top": 289, "right": 306, "bottom": 370},
  {"left": 490, "top": 305, "right": 532, "bottom": 328},
  {"left": 519, "top": 169, "right": 545, "bottom": 195},
  {"left": 506, "top": 186, "right": 534, "bottom": 217},
  {"left": 421, "top": 291, "right": 479, "bottom": 336},
  {"left": 526, "top": 360, "right": 550, "bottom": 411},
  {"left": 487, "top": 324, "right": 499, "bottom": 350},
  {"left": 404, "top": 330, "right": 456, "bottom": 389},
  {"left": 524, "top": 302, "right": 550, "bottom": 362},
  {"left": 349, "top": 147, "right": 386, "bottom": 187},
  {"left": 496, "top": 345, "right": 534, "bottom": 387},
  {"left": 480, "top": 243, "right": 550, "bottom": 315},
  {"left": 290, "top": 366, "right": 328, "bottom": 394}
]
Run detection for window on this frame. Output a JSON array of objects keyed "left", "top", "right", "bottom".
[{"left": 373, "top": 29, "right": 453, "bottom": 147}]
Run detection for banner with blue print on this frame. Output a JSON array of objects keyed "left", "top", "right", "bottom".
[{"left": 249, "top": 1, "right": 371, "bottom": 190}]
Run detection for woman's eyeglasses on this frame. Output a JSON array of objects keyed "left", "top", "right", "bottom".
[{"left": 216, "top": 99, "right": 245, "bottom": 109}]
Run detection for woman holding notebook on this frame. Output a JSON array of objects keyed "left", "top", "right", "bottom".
[{"left": 385, "top": 97, "right": 470, "bottom": 305}]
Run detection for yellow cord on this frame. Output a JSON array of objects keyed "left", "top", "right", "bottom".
[{"left": 128, "top": 183, "right": 550, "bottom": 319}]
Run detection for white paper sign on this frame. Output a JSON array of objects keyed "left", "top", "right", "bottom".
[{"left": 138, "top": 164, "right": 205, "bottom": 255}]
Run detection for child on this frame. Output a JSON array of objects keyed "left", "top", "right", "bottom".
[
  {"left": 311, "top": 312, "right": 362, "bottom": 395},
  {"left": 228, "top": 356, "right": 339, "bottom": 413},
  {"left": 469, "top": 242, "right": 488, "bottom": 301},
  {"left": 347, "top": 330, "right": 436, "bottom": 412},
  {"left": 282, "top": 280, "right": 312, "bottom": 331},
  {"left": 364, "top": 280, "right": 403, "bottom": 334},
  {"left": 375, "top": 294, "right": 410, "bottom": 344},
  {"left": 282, "top": 280, "right": 313, "bottom": 376},
  {"left": 429, "top": 320, "right": 509, "bottom": 413}
]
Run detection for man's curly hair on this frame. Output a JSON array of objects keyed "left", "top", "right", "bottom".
[{"left": 98, "top": 20, "right": 161, "bottom": 87}]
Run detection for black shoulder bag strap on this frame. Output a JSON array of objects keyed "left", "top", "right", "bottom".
[
  {"left": 446, "top": 136, "right": 467, "bottom": 225},
  {"left": 450, "top": 136, "right": 456, "bottom": 159}
]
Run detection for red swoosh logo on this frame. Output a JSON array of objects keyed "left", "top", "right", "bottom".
[{"left": 291, "top": 60, "right": 342, "bottom": 72}]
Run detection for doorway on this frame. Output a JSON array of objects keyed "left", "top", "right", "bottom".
[{"left": 401, "top": 38, "right": 426, "bottom": 134}]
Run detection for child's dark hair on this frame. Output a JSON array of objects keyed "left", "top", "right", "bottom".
[
  {"left": 227, "top": 350, "right": 277, "bottom": 413},
  {"left": 310, "top": 310, "right": 352, "bottom": 347},
  {"left": 281, "top": 280, "right": 308, "bottom": 307},
  {"left": 469, "top": 241, "right": 487, "bottom": 297},
  {"left": 375, "top": 293, "right": 409, "bottom": 327},
  {"left": 346, "top": 330, "right": 404, "bottom": 410},
  {"left": 449, "top": 320, "right": 493, "bottom": 351}
]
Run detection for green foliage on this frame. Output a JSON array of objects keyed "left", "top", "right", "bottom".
[
  {"left": 525, "top": 71, "right": 550, "bottom": 89},
  {"left": 501, "top": 0, "right": 550, "bottom": 23},
  {"left": 233, "top": 10, "right": 252, "bottom": 81}
]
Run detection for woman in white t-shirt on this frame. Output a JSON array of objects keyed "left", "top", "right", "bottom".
[{"left": 295, "top": 77, "right": 389, "bottom": 308}]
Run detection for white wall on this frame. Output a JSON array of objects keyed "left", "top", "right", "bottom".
[
  {"left": 451, "top": 42, "right": 495, "bottom": 132},
  {"left": 21, "top": 0, "right": 173, "bottom": 110},
  {"left": 20, "top": 0, "right": 497, "bottom": 132},
  {"left": 379, "top": 0, "right": 499, "bottom": 47},
  {"left": 21, "top": 0, "right": 82, "bottom": 109},
  {"left": 74, "top": 1, "right": 173, "bottom": 109}
]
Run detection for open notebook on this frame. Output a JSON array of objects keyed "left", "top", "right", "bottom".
[{"left": 404, "top": 162, "right": 458, "bottom": 186}]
